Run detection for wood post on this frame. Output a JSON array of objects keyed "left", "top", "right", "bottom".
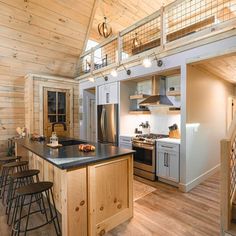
[{"left": 221, "top": 139, "right": 231, "bottom": 232}]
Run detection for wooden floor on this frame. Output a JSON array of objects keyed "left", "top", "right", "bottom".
[{"left": 0, "top": 172, "right": 220, "bottom": 236}]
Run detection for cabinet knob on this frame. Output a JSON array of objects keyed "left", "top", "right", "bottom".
[{"left": 100, "top": 206, "right": 104, "bottom": 211}]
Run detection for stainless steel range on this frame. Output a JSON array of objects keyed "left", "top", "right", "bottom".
[{"left": 132, "top": 133, "right": 168, "bottom": 181}]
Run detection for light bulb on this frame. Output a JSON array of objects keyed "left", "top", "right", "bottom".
[
  {"left": 110, "top": 69, "right": 118, "bottom": 77},
  {"left": 142, "top": 58, "right": 152, "bottom": 68},
  {"left": 88, "top": 77, "right": 95, "bottom": 82}
]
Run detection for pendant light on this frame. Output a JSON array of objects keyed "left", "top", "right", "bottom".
[
  {"left": 132, "top": 33, "right": 141, "bottom": 49},
  {"left": 98, "top": 17, "right": 112, "bottom": 38}
]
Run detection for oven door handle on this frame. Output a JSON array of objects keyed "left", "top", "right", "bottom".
[{"left": 132, "top": 144, "right": 154, "bottom": 150}]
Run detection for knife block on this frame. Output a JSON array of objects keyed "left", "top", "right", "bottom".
[{"left": 169, "top": 129, "right": 180, "bottom": 139}]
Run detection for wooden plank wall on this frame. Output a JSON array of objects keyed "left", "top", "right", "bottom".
[{"left": 0, "top": 0, "right": 95, "bottom": 156}]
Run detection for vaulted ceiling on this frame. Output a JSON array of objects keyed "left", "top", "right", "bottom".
[{"left": 88, "top": 0, "right": 174, "bottom": 42}]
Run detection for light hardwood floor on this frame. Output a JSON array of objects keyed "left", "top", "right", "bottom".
[{"left": 0, "top": 173, "right": 220, "bottom": 236}]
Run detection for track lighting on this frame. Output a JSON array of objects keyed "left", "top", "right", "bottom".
[
  {"left": 121, "top": 64, "right": 131, "bottom": 75},
  {"left": 101, "top": 72, "right": 108, "bottom": 81},
  {"left": 110, "top": 69, "right": 118, "bottom": 77},
  {"left": 88, "top": 77, "right": 95, "bottom": 82},
  {"left": 141, "top": 53, "right": 163, "bottom": 68},
  {"left": 142, "top": 58, "right": 152, "bottom": 68}
]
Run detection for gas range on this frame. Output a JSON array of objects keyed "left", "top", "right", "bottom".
[
  {"left": 132, "top": 133, "right": 169, "bottom": 181},
  {"left": 132, "top": 133, "right": 169, "bottom": 145}
]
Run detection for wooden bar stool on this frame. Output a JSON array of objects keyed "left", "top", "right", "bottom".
[
  {"left": 6, "top": 169, "right": 40, "bottom": 225},
  {"left": 0, "top": 161, "right": 29, "bottom": 203},
  {"left": 11, "top": 181, "right": 61, "bottom": 236}
]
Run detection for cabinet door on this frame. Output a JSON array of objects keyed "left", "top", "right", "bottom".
[
  {"left": 157, "top": 151, "right": 168, "bottom": 178},
  {"left": 98, "top": 85, "right": 106, "bottom": 105},
  {"left": 98, "top": 83, "right": 118, "bottom": 105},
  {"left": 109, "top": 82, "right": 118, "bottom": 104},
  {"left": 168, "top": 152, "right": 179, "bottom": 183},
  {"left": 88, "top": 155, "right": 133, "bottom": 236}
]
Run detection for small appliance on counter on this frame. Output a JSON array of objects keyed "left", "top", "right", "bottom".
[
  {"left": 169, "top": 124, "right": 180, "bottom": 139},
  {"left": 47, "top": 132, "right": 62, "bottom": 148}
]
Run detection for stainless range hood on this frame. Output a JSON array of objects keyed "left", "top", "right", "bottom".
[{"left": 139, "top": 75, "right": 173, "bottom": 107}]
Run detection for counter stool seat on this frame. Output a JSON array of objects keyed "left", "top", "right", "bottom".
[
  {"left": 10, "top": 169, "right": 40, "bottom": 180},
  {"left": 3, "top": 161, "right": 28, "bottom": 169},
  {"left": 16, "top": 182, "right": 52, "bottom": 196},
  {"left": 12, "top": 181, "right": 61, "bottom": 236},
  {"left": 0, "top": 156, "right": 21, "bottom": 163}
]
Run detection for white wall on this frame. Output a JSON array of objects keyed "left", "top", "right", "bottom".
[{"left": 184, "top": 65, "right": 235, "bottom": 191}]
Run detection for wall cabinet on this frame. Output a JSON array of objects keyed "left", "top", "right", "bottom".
[
  {"left": 98, "top": 82, "right": 118, "bottom": 105},
  {"left": 156, "top": 142, "right": 180, "bottom": 183}
]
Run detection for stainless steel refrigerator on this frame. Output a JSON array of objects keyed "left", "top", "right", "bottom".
[{"left": 97, "top": 104, "right": 119, "bottom": 146}]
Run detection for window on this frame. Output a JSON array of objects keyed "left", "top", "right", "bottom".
[{"left": 47, "top": 91, "right": 66, "bottom": 123}]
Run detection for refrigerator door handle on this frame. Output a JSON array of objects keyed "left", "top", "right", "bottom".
[{"left": 101, "top": 108, "right": 106, "bottom": 140}]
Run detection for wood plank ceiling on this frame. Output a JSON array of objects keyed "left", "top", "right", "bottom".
[
  {"left": 0, "top": 0, "right": 96, "bottom": 155},
  {"left": 195, "top": 53, "right": 236, "bottom": 84},
  {"left": 89, "top": 0, "right": 174, "bottom": 42}
]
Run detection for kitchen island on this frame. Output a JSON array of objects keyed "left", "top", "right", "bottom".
[{"left": 15, "top": 138, "right": 134, "bottom": 236}]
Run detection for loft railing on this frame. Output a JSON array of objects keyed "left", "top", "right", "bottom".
[
  {"left": 221, "top": 116, "right": 236, "bottom": 234},
  {"left": 78, "top": 0, "right": 236, "bottom": 77}
]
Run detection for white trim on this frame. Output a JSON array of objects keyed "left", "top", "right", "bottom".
[{"left": 179, "top": 164, "right": 220, "bottom": 192}]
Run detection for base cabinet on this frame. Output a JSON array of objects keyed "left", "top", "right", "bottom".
[
  {"left": 21, "top": 147, "right": 133, "bottom": 236},
  {"left": 156, "top": 142, "right": 180, "bottom": 183}
]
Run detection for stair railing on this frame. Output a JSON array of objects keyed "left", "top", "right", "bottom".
[{"left": 221, "top": 116, "right": 236, "bottom": 233}]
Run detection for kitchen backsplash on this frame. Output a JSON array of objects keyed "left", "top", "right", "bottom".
[{"left": 121, "top": 112, "right": 181, "bottom": 135}]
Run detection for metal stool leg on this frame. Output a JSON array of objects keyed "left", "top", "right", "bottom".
[{"left": 46, "top": 189, "right": 61, "bottom": 235}]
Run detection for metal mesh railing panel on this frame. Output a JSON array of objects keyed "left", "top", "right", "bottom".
[
  {"left": 93, "top": 39, "right": 117, "bottom": 71},
  {"left": 166, "top": 0, "right": 236, "bottom": 42},
  {"left": 121, "top": 16, "right": 161, "bottom": 60}
]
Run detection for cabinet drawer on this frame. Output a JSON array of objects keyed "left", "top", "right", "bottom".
[
  {"left": 157, "top": 142, "right": 179, "bottom": 153},
  {"left": 119, "top": 136, "right": 132, "bottom": 144}
]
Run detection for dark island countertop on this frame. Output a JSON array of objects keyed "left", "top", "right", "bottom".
[{"left": 16, "top": 137, "right": 135, "bottom": 170}]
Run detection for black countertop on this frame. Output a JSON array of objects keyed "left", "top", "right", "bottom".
[{"left": 16, "top": 137, "right": 135, "bottom": 170}]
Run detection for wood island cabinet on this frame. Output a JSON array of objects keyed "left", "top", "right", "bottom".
[{"left": 16, "top": 143, "right": 133, "bottom": 236}]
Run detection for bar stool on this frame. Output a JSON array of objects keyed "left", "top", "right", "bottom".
[
  {"left": 0, "top": 161, "right": 29, "bottom": 203},
  {"left": 0, "top": 156, "right": 22, "bottom": 164},
  {"left": 12, "top": 181, "right": 61, "bottom": 236},
  {"left": 6, "top": 169, "right": 40, "bottom": 225}
]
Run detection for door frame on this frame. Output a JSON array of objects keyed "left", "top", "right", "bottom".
[
  {"left": 39, "top": 83, "right": 74, "bottom": 136},
  {"left": 43, "top": 87, "right": 70, "bottom": 137},
  {"left": 87, "top": 98, "right": 96, "bottom": 142}
]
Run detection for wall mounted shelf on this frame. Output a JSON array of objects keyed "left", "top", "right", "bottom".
[
  {"left": 129, "top": 110, "right": 151, "bottom": 115},
  {"left": 129, "top": 94, "right": 149, "bottom": 100}
]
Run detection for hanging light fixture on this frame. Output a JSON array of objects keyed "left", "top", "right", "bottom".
[
  {"left": 132, "top": 33, "right": 141, "bottom": 49},
  {"left": 98, "top": 16, "right": 112, "bottom": 38}
]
